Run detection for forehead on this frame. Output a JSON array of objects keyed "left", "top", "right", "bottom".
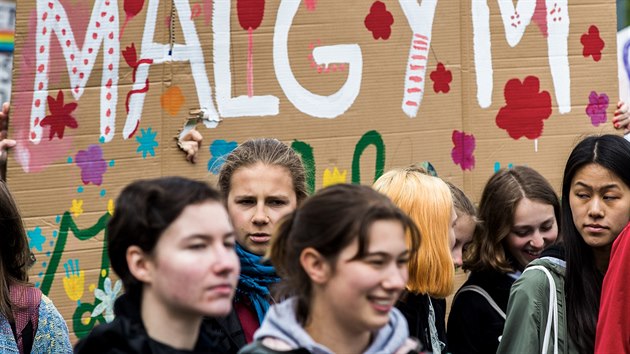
[
  {"left": 572, "top": 163, "right": 627, "bottom": 189},
  {"left": 158, "top": 202, "right": 232, "bottom": 243},
  {"left": 229, "top": 163, "right": 295, "bottom": 193},
  {"left": 513, "top": 198, "right": 555, "bottom": 226}
]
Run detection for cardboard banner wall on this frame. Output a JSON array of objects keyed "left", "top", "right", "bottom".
[{"left": 8, "top": 0, "right": 618, "bottom": 340}]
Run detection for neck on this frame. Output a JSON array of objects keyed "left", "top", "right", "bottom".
[
  {"left": 592, "top": 245, "right": 612, "bottom": 273},
  {"left": 304, "top": 297, "right": 372, "bottom": 354},
  {"left": 141, "top": 289, "right": 202, "bottom": 350}
]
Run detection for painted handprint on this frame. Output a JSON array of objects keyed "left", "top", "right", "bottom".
[{"left": 63, "top": 259, "right": 85, "bottom": 302}]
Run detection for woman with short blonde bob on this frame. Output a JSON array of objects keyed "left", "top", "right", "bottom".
[
  {"left": 448, "top": 166, "right": 559, "bottom": 354},
  {"left": 373, "top": 166, "right": 455, "bottom": 353}
]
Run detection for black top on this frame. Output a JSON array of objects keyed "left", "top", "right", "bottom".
[
  {"left": 202, "top": 309, "right": 245, "bottom": 354},
  {"left": 74, "top": 294, "right": 226, "bottom": 354},
  {"left": 395, "top": 292, "right": 447, "bottom": 353},
  {"left": 447, "top": 269, "right": 516, "bottom": 354}
]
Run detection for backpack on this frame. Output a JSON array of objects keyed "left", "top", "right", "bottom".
[{"left": 9, "top": 284, "right": 42, "bottom": 354}]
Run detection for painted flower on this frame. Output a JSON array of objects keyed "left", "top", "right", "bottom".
[
  {"left": 451, "top": 130, "right": 476, "bottom": 171},
  {"left": 75, "top": 145, "right": 108, "bottom": 186},
  {"left": 581, "top": 25, "right": 605, "bottom": 62},
  {"left": 323, "top": 167, "right": 348, "bottom": 187},
  {"left": 208, "top": 139, "right": 238, "bottom": 174},
  {"left": 496, "top": 76, "right": 552, "bottom": 140},
  {"left": 364, "top": 1, "right": 394, "bottom": 40},
  {"left": 430, "top": 63, "right": 452, "bottom": 93},
  {"left": 585, "top": 91, "right": 609, "bottom": 126},
  {"left": 91, "top": 277, "right": 122, "bottom": 323},
  {"left": 40, "top": 90, "right": 78, "bottom": 140},
  {"left": 136, "top": 127, "right": 159, "bottom": 158},
  {"left": 27, "top": 227, "right": 46, "bottom": 252}
]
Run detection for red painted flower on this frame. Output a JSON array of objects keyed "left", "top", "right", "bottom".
[
  {"left": 496, "top": 76, "right": 552, "bottom": 140},
  {"left": 40, "top": 90, "right": 78, "bottom": 140},
  {"left": 364, "top": 1, "right": 394, "bottom": 40},
  {"left": 430, "top": 63, "right": 452, "bottom": 93},
  {"left": 451, "top": 130, "right": 476, "bottom": 171},
  {"left": 237, "top": 0, "right": 265, "bottom": 30},
  {"left": 122, "top": 43, "right": 138, "bottom": 68},
  {"left": 581, "top": 25, "right": 605, "bottom": 62}
]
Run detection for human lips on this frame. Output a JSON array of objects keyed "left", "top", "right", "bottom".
[
  {"left": 207, "top": 283, "right": 234, "bottom": 296},
  {"left": 367, "top": 296, "right": 397, "bottom": 313},
  {"left": 248, "top": 233, "right": 271, "bottom": 243},
  {"left": 522, "top": 249, "right": 542, "bottom": 261},
  {"left": 584, "top": 223, "right": 609, "bottom": 233}
]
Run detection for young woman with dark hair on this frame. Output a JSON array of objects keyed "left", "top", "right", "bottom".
[
  {"left": 447, "top": 166, "right": 560, "bottom": 354},
  {"left": 75, "top": 177, "right": 240, "bottom": 353},
  {"left": 239, "top": 184, "right": 423, "bottom": 354},
  {"left": 0, "top": 180, "right": 71, "bottom": 353}
]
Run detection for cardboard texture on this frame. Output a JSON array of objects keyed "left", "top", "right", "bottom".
[{"left": 7, "top": 0, "right": 619, "bottom": 340}]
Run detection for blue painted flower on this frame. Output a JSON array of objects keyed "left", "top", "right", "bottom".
[
  {"left": 208, "top": 139, "right": 238, "bottom": 174},
  {"left": 27, "top": 227, "right": 46, "bottom": 252},
  {"left": 136, "top": 128, "right": 159, "bottom": 158}
]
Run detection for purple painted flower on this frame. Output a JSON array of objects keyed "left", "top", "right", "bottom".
[
  {"left": 75, "top": 145, "right": 108, "bottom": 186},
  {"left": 451, "top": 130, "right": 476, "bottom": 171},
  {"left": 586, "top": 91, "right": 609, "bottom": 127}
]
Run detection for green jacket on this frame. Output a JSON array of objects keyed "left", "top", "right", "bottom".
[{"left": 497, "top": 256, "right": 577, "bottom": 354}]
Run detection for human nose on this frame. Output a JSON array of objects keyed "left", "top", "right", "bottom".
[
  {"left": 452, "top": 250, "right": 463, "bottom": 268},
  {"left": 382, "top": 264, "right": 407, "bottom": 291},
  {"left": 251, "top": 204, "right": 269, "bottom": 225},
  {"left": 587, "top": 198, "right": 604, "bottom": 219},
  {"left": 529, "top": 230, "right": 545, "bottom": 249},
  {"left": 212, "top": 246, "right": 239, "bottom": 276}
]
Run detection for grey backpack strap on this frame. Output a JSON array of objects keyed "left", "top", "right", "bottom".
[{"left": 456, "top": 285, "right": 506, "bottom": 319}]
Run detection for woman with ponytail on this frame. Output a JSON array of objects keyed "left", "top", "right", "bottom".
[
  {"left": 203, "top": 138, "right": 308, "bottom": 353},
  {"left": 240, "top": 184, "right": 423, "bottom": 354}
]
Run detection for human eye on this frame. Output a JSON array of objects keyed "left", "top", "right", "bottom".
[
  {"left": 603, "top": 194, "right": 620, "bottom": 201},
  {"left": 224, "top": 237, "right": 236, "bottom": 249},
  {"left": 512, "top": 229, "right": 531, "bottom": 237},
  {"left": 188, "top": 243, "right": 207, "bottom": 250},
  {"left": 268, "top": 198, "right": 288, "bottom": 207},
  {"left": 236, "top": 198, "right": 255, "bottom": 206}
]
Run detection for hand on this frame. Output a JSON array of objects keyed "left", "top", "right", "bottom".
[
  {"left": 0, "top": 102, "right": 15, "bottom": 152},
  {"left": 63, "top": 259, "right": 85, "bottom": 302},
  {"left": 178, "top": 128, "right": 203, "bottom": 163},
  {"left": 613, "top": 101, "right": 630, "bottom": 134}
]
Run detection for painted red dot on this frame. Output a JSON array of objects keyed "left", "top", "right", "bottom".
[
  {"left": 42, "top": 12, "right": 48, "bottom": 21},
  {"left": 84, "top": 58, "right": 88, "bottom": 65},
  {"left": 34, "top": 99, "right": 41, "bottom": 107},
  {"left": 96, "top": 21, "right": 101, "bottom": 28},
  {"left": 39, "top": 45, "right": 45, "bottom": 53},
  {"left": 108, "top": 47, "right": 114, "bottom": 55},
  {"left": 38, "top": 82, "right": 44, "bottom": 90},
  {"left": 37, "top": 64, "right": 45, "bottom": 73},
  {"left": 74, "top": 86, "right": 80, "bottom": 93},
  {"left": 101, "top": 11, "right": 107, "bottom": 17},
  {"left": 79, "top": 72, "right": 84, "bottom": 79},
  {"left": 42, "top": 27, "right": 47, "bottom": 35},
  {"left": 72, "top": 67, "right": 77, "bottom": 74},
  {"left": 31, "top": 132, "right": 36, "bottom": 139},
  {"left": 109, "top": 15, "right": 115, "bottom": 22},
  {"left": 88, "top": 48, "right": 93, "bottom": 54},
  {"left": 70, "top": 54, "right": 75, "bottom": 60},
  {"left": 62, "top": 28, "right": 66, "bottom": 36},
  {"left": 105, "top": 0, "right": 110, "bottom": 5},
  {"left": 106, "top": 78, "right": 112, "bottom": 88},
  {"left": 48, "top": 2, "right": 53, "bottom": 9},
  {"left": 106, "top": 92, "right": 112, "bottom": 100},
  {"left": 108, "top": 63, "right": 113, "bottom": 71},
  {"left": 106, "top": 108, "right": 111, "bottom": 117},
  {"left": 55, "top": 14, "right": 60, "bottom": 22},
  {"left": 108, "top": 32, "right": 114, "bottom": 40},
  {"left": 105, "top": 126, "right": 111, "bottom": 134},
  {"left": 34, "top": 117, "right": 40, "bottom": 125},
  {"left": 92, "top": 32, "right": 98, "bottom": 40},
  {"left": 65, "top": 39, "right": 71, "bottom": 47}
]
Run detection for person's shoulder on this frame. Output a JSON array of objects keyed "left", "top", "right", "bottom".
[
  {"left": 238, "top": 340, "right": 310, "bottom": 354},
  {"left": 74, "top": 318, "right": 141, "bottom": 354}
]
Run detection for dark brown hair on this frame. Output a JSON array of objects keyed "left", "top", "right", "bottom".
[
  {"left": 463, "top": 166, "right": 560, "bottom": 273},
  {"left": 107, "top": 177, "right": 222, "bottom": 300},
  {"left": 0, "top": 181, "right": 31, "bottom": 320},
  {"left": 269, "top": 184, "right": 421, "bottom": 324},
  {"left": 218, "top": 138, "right": 308, "bottom": 204}
]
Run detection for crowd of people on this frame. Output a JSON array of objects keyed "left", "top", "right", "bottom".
[{"left": 0, "top": 100, "right": 629, "bottom": 353}]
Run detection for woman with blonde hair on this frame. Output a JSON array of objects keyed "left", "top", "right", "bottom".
[
  {"left": 373, "top": 166, "right": 455, "bottom": 353},
  {"left": 448, "top": 166, "right": 559, "bottom": 354}
]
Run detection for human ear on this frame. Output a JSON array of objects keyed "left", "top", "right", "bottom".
[
  {"left": 299, "top": 247, "right": 331, "bottom": 284},
  {"left": 126, "top": 245, "right": 153, "bottom": 284}
]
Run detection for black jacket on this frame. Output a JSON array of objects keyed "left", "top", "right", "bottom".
[
  {"left": 74, "top": 294, "right": 226, "bottom": 354},
  {"left": 202, "top": 309, "right": 245, "bottom": 354},
  {"left": 395, "top": 292, "right": 447, "bottom": 353},
  {"left": 447, "top": 269, "right": 516, "bottom": 354}
]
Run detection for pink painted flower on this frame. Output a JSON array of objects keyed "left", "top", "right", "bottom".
[
  {"left": 364, "top": 1, "right": 394, "bottom": 40},
  {"left": 451, "top": 130, "right": 476, "bottom": 171},
  {"left": 585, "top": 91, "right": 609, "bottom": 127}
]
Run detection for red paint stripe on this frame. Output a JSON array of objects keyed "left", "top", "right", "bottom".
[
  {"left": 414, "top": 33, "right": 429, "bottom": 40},
  {"left": 407, "top": 88, "right": 422, "bottom": 93},
  {"left": 409, "top": 76, "right": 423, "bottom": 82},
  {"left": 411, "top": 55, "right": 427, "bottom": 60},
  {"left": 413, "top": 40, "right": 427, "bottom": 45},
  {"left": 409, "top": 65, "right": 424, "bottom": 70},
  {"left": 405, "top": 100, "right": 418, "bottom": 106},
  {"left": 413, "top": 46, "right": 428, "bottom": 51}
]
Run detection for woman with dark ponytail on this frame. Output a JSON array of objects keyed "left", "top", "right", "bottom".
[{"left": 240, "top": 184, "right": 423, "bottom": 354}]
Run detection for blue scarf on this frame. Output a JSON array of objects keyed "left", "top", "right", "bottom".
[{"left": 235, "top": 243, "right": 281, "bottom": 324}]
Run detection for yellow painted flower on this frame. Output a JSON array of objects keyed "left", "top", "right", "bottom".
[
  {"left": 70, "top": 199, "right": 83, "bottom": 217},
  {"left": 107, "top": 199, "right": 115, "bottom": 215},
  {"left": 62, "top": 259, "right": 84, "bottom": 302},
  {"left": 323, "top": 167, "right": 347, "bottom": 187}
]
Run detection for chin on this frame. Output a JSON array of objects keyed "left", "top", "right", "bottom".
[{"left": 201, "top": 301, "right": 234, "bottom": 317}]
